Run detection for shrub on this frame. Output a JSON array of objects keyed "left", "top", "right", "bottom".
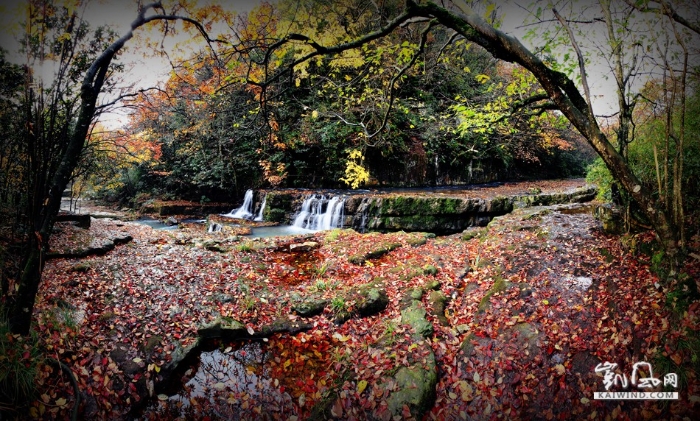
[
  {"left": 0, "top": 315, "right": 41, "bottom": 413},
  {"left": 586, "top": 158, "right": 613, "bottom": 201}
]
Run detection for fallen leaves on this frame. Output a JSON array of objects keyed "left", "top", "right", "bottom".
[{"left": 28, "top": 201, "right": 700, "bottom": 420}]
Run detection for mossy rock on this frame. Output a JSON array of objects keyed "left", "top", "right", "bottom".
[
  {"left": 401, "top": 303, "right": 433, "bottom": 338},
  {"left": 428, "top": 291, "right": 449, "bottom": 326},
  {"left": 409, "top": 287, "right": 424, "bottom": 300},
  {"left": 348, "top": 242, "right": 401, "bottom": 265},
  {"left": 263, "top": 208, "right": 288, "bottom": 223},
  {"left": 425, "top": 280, "right": 441, "bottom": 290},
  {"left": 386, "top": 350, "right": 437, "bottom": 418},
  {"left": 400, "top": 266, "right": 425, "bottom": 282},
  {"left": 355, "top": 285, "right": 389, "bottom": 317},
  {"left": 197, "top": 317, "right": 246, "bottom": 339},
  {"left": 366, "top": 242, "right": 401, "bottom": 259},
  {"left": 461, "top": 227, "right": 487, "bottom": 241},
  {"left": 406, "top": 235, "right": 428, "bottom": 247},
  {"left": 143, "top": 335, "right": 163, "bottom": 353},
  {"left": 478, "top": 276, "right": 510, "bottom": 312},
  {"left": 348, "top": 254, "right": 366, "bottom": 265},
  {"left": 422, "top": 264, "right": 438, "bottom": 276},
  {"left": 292, "top": 298, "right": 328, "bottom": 317},
  {"left": 460, "top": 332, "right": 476, "bottom": 356}
]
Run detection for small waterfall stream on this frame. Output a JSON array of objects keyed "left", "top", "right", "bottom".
[
  {"left": 292, "top": 195, "right": 345, "bottom": 231},
  {"left": 223, "top": 189, "right": 254, "bottom": 219},
  {"left": 254, "top": 194, "right": 267, "bottom": 222}
]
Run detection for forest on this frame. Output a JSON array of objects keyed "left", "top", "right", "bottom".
[{"left": 1, "top": 0, "right": 699, "bottom": 419}]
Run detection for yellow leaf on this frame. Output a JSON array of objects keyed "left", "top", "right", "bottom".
[
  {"left": 357, "top": 379, "right": 368, "bottom": 394},
  {"left": 554, "top": 364, "right": 565, "bottom": 375},
  {"left": 55, "top": 397, "right": 67, "bottom": 407},
  {"left": 332, "top": 332, "right": 350, "bottom": 342}
]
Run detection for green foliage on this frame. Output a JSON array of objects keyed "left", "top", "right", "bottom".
[
  {"left": 0, "top": 315, "right": 41, "bottom": 411},
  {"left": 89, "top": 1, "right": 595, "bottom": 203},
  {"left": 586, "top": 158, "right": 613, "bottom": 201},
  {"left": 330, "top": 296, "right": 346, "bottom": 314}
]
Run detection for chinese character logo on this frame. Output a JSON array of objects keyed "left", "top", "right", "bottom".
[{"left": 594, "top": 361, "right": 675, "bottom": 390}]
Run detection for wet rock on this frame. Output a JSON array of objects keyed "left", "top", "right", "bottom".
[
  {"left": 165, "top": 216, "right": 178, "bottom": 226},
  {"left": 55, "top": 213, "right": 91, "bottom": 228},
  {"left": 594, "top": 203, "right": 624, "bottom": 234},
  {"left": 289, "top": 241, "right": 320, "bottom": 252},
  {"left": 198, "top": 317, "right": 246, "bottom": 339},
  {"left": 211, "top": 293, "right": 235, "bottom": 303},
  {"left": 386, "top": 350, "right": 437, "bottom": 419},
  {"left": 292, "top": 298, "right": 328, "bottom": 317}
]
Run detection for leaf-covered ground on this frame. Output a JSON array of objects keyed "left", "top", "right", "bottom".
[{"left": 27, "top": 203, "right": 700, "bottom": 420}]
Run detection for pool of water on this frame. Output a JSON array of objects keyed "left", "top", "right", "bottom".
[
  {"left": 144, "top": 336, "right": 334, "bottom": 420},
  {"left": 246, "top": 225, "right": 315, "bottom": 238},
  {"left": 133, "top": 218, "right": 179, "bottom": 230}
]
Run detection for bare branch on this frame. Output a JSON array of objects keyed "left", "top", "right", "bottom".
[
  {"left": 552, "top": 8, "right": 594, "bottom": 119},
  {"left": 622, "top": 0, "right": 700, "bottom": 35},
  {"left": 96, "top": 87, "right": 164, "bottom": 111}
]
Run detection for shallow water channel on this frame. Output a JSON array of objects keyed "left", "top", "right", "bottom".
[{"left": 143, "top": 335, "right": 333, "bottom": 420}]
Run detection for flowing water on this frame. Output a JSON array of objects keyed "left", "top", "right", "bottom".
[
  {"left": 292, "top": 195, "right": 345, "bottom": 231},
  {"left": 254, "top": 194, "right": 267, "bottom": 222},
  {"left": 223, "top": 189, "right": 255, "bottom": 219}
]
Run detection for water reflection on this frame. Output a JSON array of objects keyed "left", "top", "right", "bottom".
[{"left": 151, "top": 341, "right": 297, "bottom": 419}]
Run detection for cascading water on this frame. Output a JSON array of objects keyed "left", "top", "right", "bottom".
[
  {"left": 254, "top": 194, "right": 267, "bottom": 222},
  {"left": 354, "top": 197, "right": 371, "bottom": 233},
  {"left": 292, "top": 195, "right": 345, "bottom": 231},
  {"left": 223, "top": 189, "right": 254, "bottom": 219}
]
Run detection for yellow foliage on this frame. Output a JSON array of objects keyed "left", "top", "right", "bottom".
[{"left": 340, "top": 149, "right": 370, "bottom": 189}]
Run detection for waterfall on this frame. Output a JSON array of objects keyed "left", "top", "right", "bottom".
[
  {"left": 354, "top": 197, "right": 371, "bottom": 233},
  {"left": 254, "top": 194, "right": 267, "bottom": 222},
  {"left": 223, "top": 189, "right": 254, "bottom": 219},
  {"left": 292, "top": 195, "right": 345, "bottom": 231}
]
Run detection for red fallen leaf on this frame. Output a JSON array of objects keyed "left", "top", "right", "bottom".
[{"left": 331, "top": 399, "right": 343, "bottom": 417}]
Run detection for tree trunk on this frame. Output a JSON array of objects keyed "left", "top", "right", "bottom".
[{"left": 5, "top": 4, "right": 220, "bottom": 335}]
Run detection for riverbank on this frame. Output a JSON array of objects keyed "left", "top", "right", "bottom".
[{"left": 20, "top": 199, "right": 700, "bottom": 419}]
